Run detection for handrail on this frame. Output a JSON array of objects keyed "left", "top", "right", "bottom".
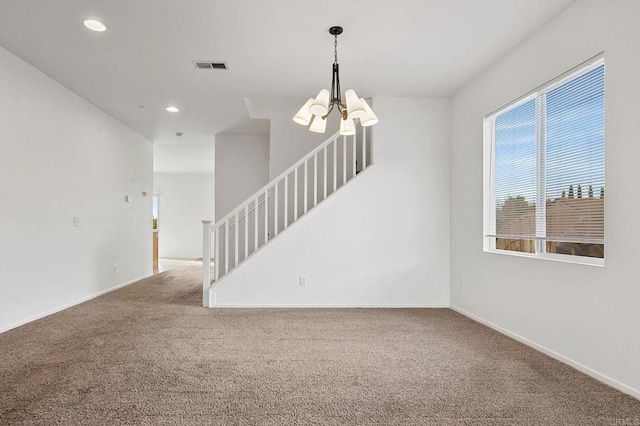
[
  {"left": 221, "top": 194, "right": 266, "bottom": 226},
  {"left": 211, "top": 131, "right": 341, "bottom": 230}
]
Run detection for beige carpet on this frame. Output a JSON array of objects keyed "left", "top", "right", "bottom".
[{"left": 0, "top": 265, "right": 638, "bottom": 425}]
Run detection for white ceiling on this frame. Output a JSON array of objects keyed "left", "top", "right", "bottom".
[{"left": 0, "top": 0, "right": 574, "bottom": 148}]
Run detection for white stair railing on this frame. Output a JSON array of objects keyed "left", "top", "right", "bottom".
[{"left": 202, "top": 126, "right": 372, "bottom": 306}]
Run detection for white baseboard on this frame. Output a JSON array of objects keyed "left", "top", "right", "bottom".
[
  {"left": 450, "top": 305, "right": 640, "bottom": 401},
  {"left": 210, "top": 302, "right": 449, "bottom": 308},
  {"left": 0, "top": 273, "right": 153, "bottom": 334}
]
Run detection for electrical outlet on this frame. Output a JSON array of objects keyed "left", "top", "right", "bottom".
[
  {"left": 299, "top": 275, "right": 308, "bottom": 286},
  {"left": 113, "top": 265, "right": 118, "bottom": 273},
  {"left": 460, "top": 281, "right": 464, "bottom": 291},
  {"left": 73, "top": 217, "right": 80, "bottom": 227}
]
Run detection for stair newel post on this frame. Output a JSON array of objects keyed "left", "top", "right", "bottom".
[{"left": 202, "top": 220, "right": 213, "bottom": 308}]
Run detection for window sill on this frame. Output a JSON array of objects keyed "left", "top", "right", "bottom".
[{"left": 484, "top": 248, "right": 604, "bottom": 267}]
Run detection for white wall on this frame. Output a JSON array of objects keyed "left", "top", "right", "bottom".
[
  {"left": 0, "top": 46, "right": 153, "bottom": 333},
  {"left": 153, "top": 173, "right": 214, "bottom": 259},
  {"left": 211, "top": 98, "right": 450, "bottom": 307},
  {"left": 244, "top": 98, "right": 330, "bottom": 178},
  {"left": 450, "top": 0, "right": 640, "bottom": 398},
  {"left": 154, "top": 142, "right": 215, "bottom": 174},
  {"left": 269, "top": 111, "right": 340, "bottom": 178},
  {"left": 215, "top": 134, "right": 269, "bottom": 219}
]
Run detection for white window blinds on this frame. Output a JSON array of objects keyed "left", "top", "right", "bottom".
[{"left": 485, "top": 59, "right": 605, "bottom": 260}]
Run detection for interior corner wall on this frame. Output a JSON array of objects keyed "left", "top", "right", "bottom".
[
  {"left": 215, "top": 134, "right": 269, "bottom": 219},
  {"left": 153, "top": 173, "right": 215, "bottom": 259},
  {"left": 211, "top": 98, "right": 450, "bottom": 307},
  {"left": 449, "top": 0, "right": 640, "bottom": 397},
  {"left": 0, "top": 46, "right": 153, "bottom": 333}
]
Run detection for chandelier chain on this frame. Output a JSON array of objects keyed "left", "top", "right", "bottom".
[{"left": 334, "top": 35, "right": 338, "bottom": 64}]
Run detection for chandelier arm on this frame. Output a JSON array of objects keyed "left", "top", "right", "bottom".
[
  {"left": 335, "top": 34, "right": 343, "bottom": 108},
  {"left": 336, "top": 64, "right": 342, "bottom": 107},
  {"left": 333, "top": 63, "right": 343, "bottom": 107},
  {"left": 330, "top": 63, "right": 337, "bottom": 107},
  {"left": 323, "top": 103, "right": 335, "bottom": 119}
]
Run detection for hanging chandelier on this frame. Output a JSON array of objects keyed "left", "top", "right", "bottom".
[{"left": 293, "top": 26, "right": 378, "bottom": 135}]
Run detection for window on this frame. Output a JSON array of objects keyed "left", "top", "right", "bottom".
[
  {"left": 484, "top": 58, "right": 605, "bottom": 264},
  {"left": 152, "top": 195, "right": 159, "bottom": 230}
]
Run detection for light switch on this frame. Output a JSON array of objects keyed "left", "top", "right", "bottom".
[{"left": 73, "top": 217, "right": 80, "bottom": 227}]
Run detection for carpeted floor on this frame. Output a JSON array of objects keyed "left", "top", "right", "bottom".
[{"left": 0, "top": 265, "right": 638, "bottom": 425}]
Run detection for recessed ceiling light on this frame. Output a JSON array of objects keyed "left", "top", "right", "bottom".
[
  {"left": 83, "top": 19, "right": 107, "bottom": 32},
  {"left": 166, "top": 106, "right": 180, "bottom": 113}
]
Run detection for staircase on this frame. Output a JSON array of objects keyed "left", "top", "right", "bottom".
[{"left": 201, "top": 126, "right": 372, "bottom": 307}]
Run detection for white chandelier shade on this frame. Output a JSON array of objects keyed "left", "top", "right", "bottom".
[
  {"left": 345, "top": 89, "right": 366, "bottom": 119},
  {"left": 359, "top": 98, "right": 378, "bottom": 127},
  {"left": 309, "top": 89, "right": 330, "bottom": 116},
  {"left": 309, "top": 115, "right": 327, "bottom": 133},
  {"left": 339, "top": 117, "right": 356, "bottom": 136},
  {"left": 293, "top": 98, "right": 314, "bottom": 126},
  {"left": 293, "top": 26, "right": 377, "bottom": 136}
]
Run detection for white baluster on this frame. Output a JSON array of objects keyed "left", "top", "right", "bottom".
[
  {"left": 343, "top": 135, "right": 347, "bottom": 185},
  {"left": 304, "top": 160, "right": 308, "bottom": 214},
  {"left": 333, "top": 139, "right": 337, "bottom": 192},
  {"left": 234, "top": 212, "right": 239, "bottom": 266},
  {"left": 352, "top": 134, "right": 356, "bottom": 178},
  {"left": 294, "top": 167, "right": 298, "bottom": 221},
  {"left": 244, "top": 205, "right": 249, "bottom": 260},
  {"left": 314, "top": 153, "right": 318, "bottom": 207},
  {"left": 214, "top": 225, "right": 219, "bottom": 282},
  {"left": 284, "top": 174, "right": 288, "bottom": 229},
  {"left": 274, "top": 183, "right": 279, "bottom": 236},
  {"left": 264, "top": 192, "right": 268, "bottom": 243},
  {"left": 254, "top": 198, "right": 258, "bottom": 253},
  {"left": 323, "top": 146, "right": 327, "bottom": 200},
  {"left": 363, "top": 127, "right": 367, "bottom": 169},
  {"left": 225, "top": 221, "right": 229, "bottom": 275}
]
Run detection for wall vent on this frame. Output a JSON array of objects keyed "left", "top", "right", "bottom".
[{"left": 194, "top": 61, "right": 227, "bottom": 70}]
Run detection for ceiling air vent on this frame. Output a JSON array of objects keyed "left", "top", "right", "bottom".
[{"left": 194, "top": 61, "right": 227, "bottom": 70}]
